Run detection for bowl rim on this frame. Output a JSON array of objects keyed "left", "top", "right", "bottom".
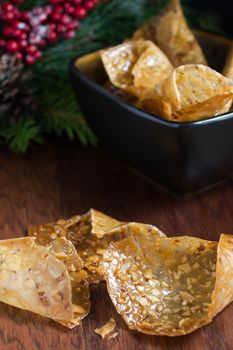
[{"left": 70, "top": 53, "right": 233, "bottom": 129}]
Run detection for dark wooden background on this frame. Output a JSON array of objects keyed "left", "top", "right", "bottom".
[{"left": 0, "top": 139, "right": 233, "bottom": 350}]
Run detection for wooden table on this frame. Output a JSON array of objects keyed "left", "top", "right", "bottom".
[{"left": 0, "top": 139, "right": 233, "bottom": 350}]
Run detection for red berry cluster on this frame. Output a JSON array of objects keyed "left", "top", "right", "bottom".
[{"left": 0, "top": 0, "right": 99, "bottom": 64}]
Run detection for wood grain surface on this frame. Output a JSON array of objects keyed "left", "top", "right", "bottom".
[{"left": 0, "top": 139, "right": 233, "bottom": 350}]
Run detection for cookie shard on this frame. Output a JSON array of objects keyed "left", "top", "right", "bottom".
[
  {"left": 103, "top": 234, "right": 220, "bottom": 336},
  {"left": 100, "top": 40, "right": 173, "bottom": 97},
  {"left": 162, "top": 64, "right": 233, "bottom": 111},
  {"left": 141, "top": 64, "right": 233, "bottom": 121},
  {"left": 100, "top": 41, "right": 137, "bottom": 92},
  {"left": 156, "top": 0, "right": 207, "bottom": 66},
  {"left": 0, "top": 237, "right": 73, "bottom": 323},
  {"left": 64, "top": 209, "right": 128, "bottom": 283},
  {"left": 66, "top": 211, "right": 165, "bottom": 283},
  {"left": 134, "top": 0, "right": 207, "bottom": 67},
  {"left": 131, "top": 40, "right": 173, "bottom": 95},
  {"left": 88, "top": 209, "right": 126, "bottom": 238},
  {"left": 49, "top": 237, "right": 90, "bottom": 328},
  {"left": 28, "top": 209, "right": 126, "bottom": 284},
  {"left": 137, "top": 88, "right": 173, "bottom": 120},
  {"left": 172, "top": 94, "right": 233, "bottom": 122},
  {"left": 27, "top": 229, "right": 90, "bottom": 328},
  {"left": 94, "top": 317, "right": 117, "bottom": 338}
]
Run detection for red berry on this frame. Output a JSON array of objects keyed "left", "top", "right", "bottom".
[
  {"left": 45, "top": 5, "right": 52, "bottom": 15},
  {"left": 84, "top": 1, "right": 95, "bottom": 10},
  {"left": 20, "top": 32, "right": 28, "bottom": 40},
  {"left": 60, "top": 14, "right": 71, "bottom": 24},
  {"left": 50, "top": 11, "right": 62, "bottom": 21},
  {"left": 25, "top": 55, "right": 35, "bottom": 65},
  {"left": 67, "top": 21, "right": 79, "bottom": 30},
  {"left": 74, "top": 7, "right": 86, "bottom": 18},
  {"left": 12, "top": 20, "right": 21, "bottom": 28},
  {"left": 66, "top": 5, "right": 75, "bottom": 15},
  {"left": 57, "top": 24, "right": 66, "bottom": 33},
  {"left": 34, "top": 50, "right": 42, "bottom": 59},
  {"left": 47, "top": 31, "right": 57, "bottom": 42},
  {"left": 54, "top": 5, "right": 63, "bottom": 13},
  {"left": 64, "top": 3, "right": 71, "bottom": 10},
  {"left": 64, "top": 30, "right": 75, "bottom": 39},
  {"left": 0, "top": 39, "right": 6, "bottom": 47},
  {"left": 12, "top": 7, "right": 20, "bottom": 17},
  {"left": 3, "top": 26, "right": 13, "bottom": 37},
  {"left": 1, "top": 2, "right": 14, "bottom": 12},
  {"left": 16, "top": 52, "right": 23, "bottom": 60},
  {"left": 21, "top": 11, "right": 30, "bottom": 21},
  {"left": 26, "top": 45, "right": 37, "bottom": 55},
  {"left": 38, "top": 39, "right": 46, "bottom": 47},
  {"left": 2, "top": 11, "right": 17, "bottom": 22},
  {"left": 5, "top": 40, "right": 19, "bottom": 53},
  {"left": 48, "top": 23, "right": 56, "bottom": 30},
  {"left": 13, "top": 28, "right": 22, "bottom": 38},
  {"left": 18, "top": 39, "right": 28, "bottom": 49}
]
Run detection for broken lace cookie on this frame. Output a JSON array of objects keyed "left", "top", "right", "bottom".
[
  {"left": 103, "top": 233, "right": 233, "bottom": 336},
  {"left": 28, "top": 209, "right": 126, "bottom": 283},
  {"left": 139, "top": 64, "right": 233, "bottom": 121},
  {"left": 28, "top": 209, "right": 165, "bottom": 284},
  {"left": 0, "top": 237, "right": 74, "bottom": 325},
  {"left": 66, "top": 217, "right": 165, "bottom": 284},
  {"left": 133, "top": 0, "right": 207, "bottom": 67},
  {"left": 35, "top": 236, "right": 90, "bottom": 328},
  {"left": 100, "top": 39, "right": 173, "bottom": 98},
  {"left": 94, "top": 318, "right": 117, "bottom": 339}
]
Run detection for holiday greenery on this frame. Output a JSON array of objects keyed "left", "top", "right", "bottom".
[{"left": 0, "top": 0, "right": 225, "bottom": 153}]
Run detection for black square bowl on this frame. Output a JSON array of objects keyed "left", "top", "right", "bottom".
[{"left": 70, "top": 30, "right": 233, "bottom": 195}]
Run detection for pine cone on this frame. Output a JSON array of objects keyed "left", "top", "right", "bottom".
[{"left": 0, "top": 53, "right": 36, "bottom": 120}]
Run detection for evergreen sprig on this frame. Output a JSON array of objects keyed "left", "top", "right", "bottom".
[
  {"left": 0, "top": 117, "right": 42, "bottom": 153},
  {"left": 0, "top": 0, "right": 225, "bottom": 153}
]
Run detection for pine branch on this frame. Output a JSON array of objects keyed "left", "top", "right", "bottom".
[
  {"left": 43, "top": 112, "right": 97, "bottom": 145},
  {"left": 40, "top": 96, "right": 97, "bottom": 146},
  {"left": 33, "top": 67, "right": 97, "bottom": 145},
  {"left": 0, "top": 117, "right": 42, "bottom": 153}
]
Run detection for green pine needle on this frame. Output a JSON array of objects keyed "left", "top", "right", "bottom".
[
  {"left": 2, "top": 118, "right": 42, "bottom": 153},
  {"left": 42, "top": 111, "right": 97, "bottom": 146}
]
